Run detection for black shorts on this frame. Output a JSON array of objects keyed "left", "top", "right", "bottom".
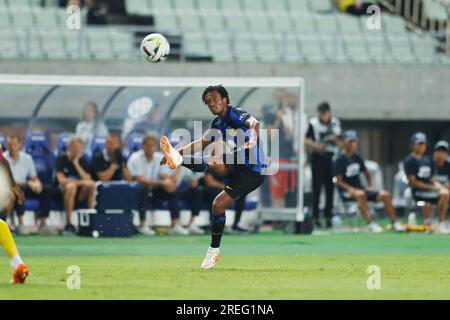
[
  {"left": 341, "top": 190, "right": 379, "bottom": 202},
  {"left": 413, "top": 190, "right": 439, "bottom": 204},
  {"left": 223, "top": 165, "right": 265, "bottom": 200}
]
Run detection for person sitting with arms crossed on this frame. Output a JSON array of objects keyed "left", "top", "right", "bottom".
[{"left": 404, "top": 133, "right": 449, "bottom": 234}]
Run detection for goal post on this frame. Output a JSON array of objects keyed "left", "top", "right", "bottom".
[{"left": 0, "top": 74, "right": 306, "bottom": 222}]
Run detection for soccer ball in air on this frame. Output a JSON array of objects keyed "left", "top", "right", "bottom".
[{"left": 140, "top": 33, "right": 170, "bottom": 63}]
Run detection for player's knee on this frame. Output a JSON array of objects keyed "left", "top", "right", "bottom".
[
  {"left": 86, "top": 181, "right": 96, "bottom": 192},
  {"left": 65, "top": 182, "right": 78, "bottom": 195},
  {"left": 356, "top": 192, "right": 366, "bottom": 202},
  {"left": 212, "top": 199, "right": 224, "bottom": 214},
  {"left": 163, "top": 183, "right": 176, "bottom": 194},
  {"left": 380, "top": 191, "right": 391, "bottom": 200},
  {"left": 440, "top": 190, "right": 449, "bottom": 200},
  {"left": 354, "top": 190, "right": 363, "bottom": 197}
]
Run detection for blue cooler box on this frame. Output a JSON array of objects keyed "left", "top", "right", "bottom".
[
  {"left": 78, "top": 209, "right": 135, "bottom": 237},
  {"left": 95, "top": 182, "right": 140, "bottom": 212}
]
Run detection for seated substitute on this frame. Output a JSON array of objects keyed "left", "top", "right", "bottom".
[
  {"left": 404, "top": 133, "right": 449, "bottom": 234},
  {"left": 127, "top": 134, "right": 189, "bottom": 236},
  {"left": 433, "top": 140, "right": 450, "bottom": 192},
  {"left": 334, "top": 130, "right": 405, "bottom": 232},
  {"left": 3, "top": 136, "right": 55, "bottom": 235},
  {"left": 55, "top": 136, "right": 96, "bottom": 235},
  {"left": 176, "top": 169, "right": 205, "bottom": 235},
  {"left": 91, "top": 133, "right": 132, "bottom": 182}
]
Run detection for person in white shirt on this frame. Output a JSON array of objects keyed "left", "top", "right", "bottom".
[
  {"left": 127, "top": 134, "right": 189, "bottom": 235},
  {"left": 3, "top": 136, "right": 54, "bottom": 235},
  {"left": 75, "top": 102, "right": 109, "bottom": 154}
]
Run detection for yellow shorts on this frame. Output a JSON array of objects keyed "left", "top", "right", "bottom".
[{"left": 338, "top": 0, "right": 357, "bottom": 12}]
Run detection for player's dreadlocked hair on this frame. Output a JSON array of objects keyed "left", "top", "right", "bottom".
[{"left": 202, "top": 85, "right": 230, "bottom": 105}]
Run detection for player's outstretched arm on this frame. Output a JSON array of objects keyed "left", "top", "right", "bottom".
[{"left": 244, "top": 116, "right": 260, "bottom": 149}]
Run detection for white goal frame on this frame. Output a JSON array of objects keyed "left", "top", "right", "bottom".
[{"left": 0, "top": 74, "right": 306, "bottom": 222}]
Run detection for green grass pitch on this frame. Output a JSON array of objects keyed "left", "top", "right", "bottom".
[{"left": 1, "top": 232, "right": 449, "bottom": 299}]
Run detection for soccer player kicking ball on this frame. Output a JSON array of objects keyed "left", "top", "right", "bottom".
[
  {"left": 0, "top": 145, "right": 29, "bottom": 284},
  {"left": 160, "top": 85, "right": 266, "bottom": 269}
]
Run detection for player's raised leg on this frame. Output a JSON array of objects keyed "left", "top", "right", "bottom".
[
  {"left": 201, "top": 190, "right": 235, "bottom": 269},
  {"left": 160, "top": 135, "right": 210, "bottom": 172},
  {"left": 0, "top": 219, "right": 29, "bottom": 284},
  {"left": 160, "top": 136, "right": 230, "bottom": 176},
  {"left": 160, "top": 136, "right": 183, "bottom": 169}
]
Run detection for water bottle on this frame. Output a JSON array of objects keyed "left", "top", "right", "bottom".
[
  {"left": 408, "top": 212, "right": 417, "bottom": 226},
  {"left": 332, "top": 215, "right": 342, "bottom": 228}
]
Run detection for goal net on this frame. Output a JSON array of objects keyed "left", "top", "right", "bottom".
[{"left": 0, "top": 74, "right": 306, "bottom": 223}]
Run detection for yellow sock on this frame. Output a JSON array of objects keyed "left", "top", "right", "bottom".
[{"left": 0, "top": 219, "right": 22, "bottom": 268}]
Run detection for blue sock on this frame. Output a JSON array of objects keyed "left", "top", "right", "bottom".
[{"left": 211, "top": 213, "right": 226, "bottom": 248}]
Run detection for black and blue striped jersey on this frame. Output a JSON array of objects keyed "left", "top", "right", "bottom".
[{"left": 209, "top": 105, "right": 265, "bottom": 173}]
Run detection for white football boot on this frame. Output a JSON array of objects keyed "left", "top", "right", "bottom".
[
  {"left": 188, "top": 224, "right": 205, "bottom": 235},
  {"left": 170, "top": 223, "right": 190, "bottom": 235},
  {"left": 435, "top": 222, "right": 450, "bottom": 235},
  {"left": 137, "top": 225, "right": 155, "bottom": 236},
  {"left": 160, "top": 136, "right": 183, "bottom": 169},
  {"left": 368, "top": 222, "right": 383, "bottom": 233},
  {"left": 392, "top": 221, "right": 406, "bottom": 231},
  {"left": 201, "top": 246, "right": 220, "bottom": 269}
]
